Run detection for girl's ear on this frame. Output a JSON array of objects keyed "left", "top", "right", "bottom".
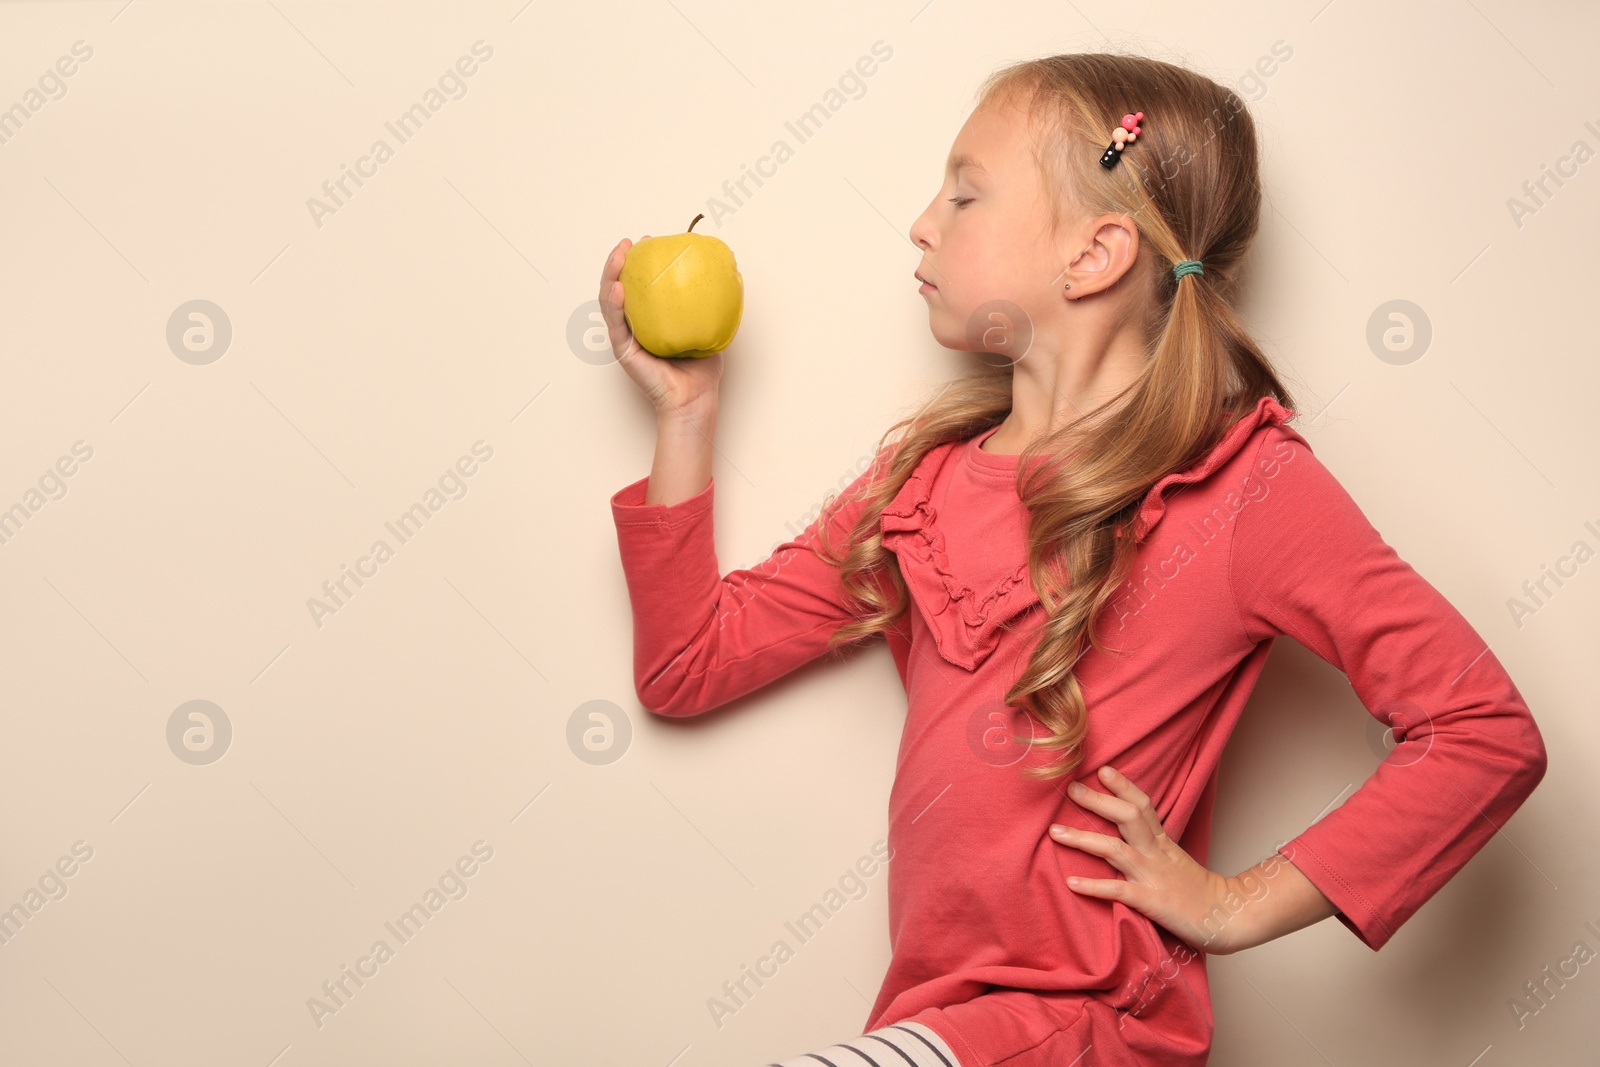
[{"left": 1059, "top": 215, "right": 1139, "bottom": 297}]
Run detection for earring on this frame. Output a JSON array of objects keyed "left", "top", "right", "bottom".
[{"left": 1063, "top": 283, "right": 1072, "bottom": 290}]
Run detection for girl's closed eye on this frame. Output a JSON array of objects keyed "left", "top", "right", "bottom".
[{"left": 948, "top": 195, "right": 974, "bottom": 208}]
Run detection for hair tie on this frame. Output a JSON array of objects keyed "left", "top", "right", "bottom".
[{"left": 1173, "top": 260, "right": 1204, "bottom": 280}]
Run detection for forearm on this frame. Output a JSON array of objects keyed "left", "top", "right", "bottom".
[
  {"left": 646, "top": 403, "right": 718, "bottom": 506},
  {"left": 1219, "top": 851, "right": 1339, "bottom": 953}
]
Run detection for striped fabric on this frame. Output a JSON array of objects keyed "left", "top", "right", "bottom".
[{"left": 765, "top": 1020, "right": 960, "bottom": 1067}]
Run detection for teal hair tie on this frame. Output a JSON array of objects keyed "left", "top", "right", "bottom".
[{"left": 1173, "top": 260, "right": 1204, "bottom": 280}]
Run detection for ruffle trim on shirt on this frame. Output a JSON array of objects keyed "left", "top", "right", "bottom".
[
  {"left": 880, "top": 443, "right": 1042, "bottom": 672},
  {"left": 878, "top": 396, "right": 1294, "bottom": 672},
  {"left": 1130, "top": 395, "right": 1296, "bottom": 543}
]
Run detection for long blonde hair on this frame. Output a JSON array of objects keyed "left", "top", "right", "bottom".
[{"left": 814, "top": 52, "right": 1296, "bottom": 781}]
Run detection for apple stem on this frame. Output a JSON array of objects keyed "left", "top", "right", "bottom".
[{"left": 687, "top": 213, "right": 705, "bottom": 233}]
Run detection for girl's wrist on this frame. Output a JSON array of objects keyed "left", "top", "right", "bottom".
[
  {"left": 657, "top": 400, "right": 718, "bottom": 435},
  {"left": 1216, "top": 855, "right": 1339, "bottom": 953}
]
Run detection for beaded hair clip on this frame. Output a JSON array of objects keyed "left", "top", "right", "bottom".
[{"left": 1098, "top": 111, "right": 1144, "bottom": 169}]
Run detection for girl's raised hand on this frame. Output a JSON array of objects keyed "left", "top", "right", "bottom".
[
  {"left": 599, "top": 236, "right": 724, "bottom": 425},
  {"left": 1048, "top": 765, "right": 1245, "bottom": 955}
]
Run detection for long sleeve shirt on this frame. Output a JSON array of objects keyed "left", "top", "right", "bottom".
[{"left": 609, "top": 396, "right": 1548, "bottom": 1067}]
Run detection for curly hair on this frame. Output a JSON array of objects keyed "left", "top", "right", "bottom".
[{"left": 812, "top": 52, "right": 1297, "bottom": 782}]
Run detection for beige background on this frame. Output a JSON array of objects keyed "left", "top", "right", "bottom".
[{"left": 0, "top": 1, "right": 1595, "bottom": 1064}]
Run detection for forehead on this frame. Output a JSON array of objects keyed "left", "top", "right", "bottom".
[{"left": 946, "top": 102, "right": 1033, "bottom": 178}]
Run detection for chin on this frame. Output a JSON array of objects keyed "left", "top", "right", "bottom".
[
  {"left": 926, "top": 300, "right": 981, "bottom": 352},
  {"left": 923, "top": 311, "right": 967, "bottom": 351}
]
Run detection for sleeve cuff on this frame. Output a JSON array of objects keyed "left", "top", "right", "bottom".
[
  {"left": 610, "top": 474, "right": 715, "bottom": 531},
  {"left": 1277, "top": 836, "right": 1396, "bottom": 952}
]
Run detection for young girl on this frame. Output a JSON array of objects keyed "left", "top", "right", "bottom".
[{"left": 598, "top": 52, "right": 1548, "bottom": 1067}]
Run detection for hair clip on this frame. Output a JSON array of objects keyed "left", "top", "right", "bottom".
[{"left": 1098, "top": 111, "right": 1144, "bottom": 169}]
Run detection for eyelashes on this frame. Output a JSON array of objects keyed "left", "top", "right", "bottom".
[{"left": 947, "top": 196, "right": 974, "bottom": 208}]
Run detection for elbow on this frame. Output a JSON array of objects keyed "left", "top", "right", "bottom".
[
  {"left": 635, "top": 677, "right": 700, "bottom": 718},
  {"left": 633, "top": 640, "right": 708, "bottom": 717},
  {"left": 1522, "top": 720, "right": 1549, "bottom": 791},
  {"left": 635, "top": 683, "right": 675, "bottom": 717},
  {"left": 1505, "top": 703, "right": 1550, "bottom": 800},
  {"left": 633, "top": 651, "right": 687, "bottom": 717}
]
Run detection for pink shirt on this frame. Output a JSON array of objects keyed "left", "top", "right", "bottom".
[{"left": 610, "top": 396, "right": 1548, "bottom": 1067}]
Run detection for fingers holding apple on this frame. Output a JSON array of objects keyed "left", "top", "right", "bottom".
[
  {"left": 601, "top": 232, "right": 727, "bottom": 422},
  {"left": 599, "top": 237, "right": 643, "bottom": 360}
]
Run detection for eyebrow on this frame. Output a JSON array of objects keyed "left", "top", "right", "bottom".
[{"left": 947, "top": 153, "right": 987, "bottom": 175}]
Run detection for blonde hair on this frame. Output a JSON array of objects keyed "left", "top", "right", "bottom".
[{"left": 814, "top": 52, "right": 1296, "bottom": 781}]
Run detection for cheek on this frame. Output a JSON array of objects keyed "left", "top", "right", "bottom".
[
  {"left": 941, "top": 222, "right": 1035, "bottom": 303},
  {"left": 956, "top": 251, "right": 1034, "bottom": 306},
  {"left": 940, "top": 242, "right": 994, "bottom": 296}
]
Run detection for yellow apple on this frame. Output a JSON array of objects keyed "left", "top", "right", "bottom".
[{"left": 620, "top": 213, "right": 743, "bottom": 358}]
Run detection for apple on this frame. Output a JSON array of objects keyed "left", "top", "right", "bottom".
[{"left": 620, "top": 213, "right": 743, "bottom": 358}]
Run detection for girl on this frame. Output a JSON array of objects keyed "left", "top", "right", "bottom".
[{"left": 598, "top": 53, "right": 1547, "bottom": 1067}]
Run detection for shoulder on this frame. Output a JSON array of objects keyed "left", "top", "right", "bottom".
[
  {"left": 1135, "top": 398, "right": 1380, "bottom": 552},
  {"left": 1233, "top": 420, "right": 1314, "bottom": 488},
  {"left": 1224, "top": 421, "right": 1389, "bottom": 563},
  {"left": 1208, "top": 404, "right": 1360, "bottom": 511},
  {"left": 1237, "top": 421, "right": 1360, "bottom": 507},
  {"left": 1133, "top": 397, "right": 1309, "bottom": 542}
]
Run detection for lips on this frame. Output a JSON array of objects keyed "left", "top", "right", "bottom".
[{"left": 915, "top": 271, "right": 937, "bottom": 289}]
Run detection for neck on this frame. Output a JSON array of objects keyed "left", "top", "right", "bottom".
[{"left": 986, "top": 320, "right": 1147, "bottom": 452}]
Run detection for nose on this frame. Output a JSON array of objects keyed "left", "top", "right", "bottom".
[{"left": 909, "top": 198, "right": 937, "bottom": 251}]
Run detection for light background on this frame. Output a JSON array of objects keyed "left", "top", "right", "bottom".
[{"left": 0, "top": 1, "right": 1595, "bottom": 1065}]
